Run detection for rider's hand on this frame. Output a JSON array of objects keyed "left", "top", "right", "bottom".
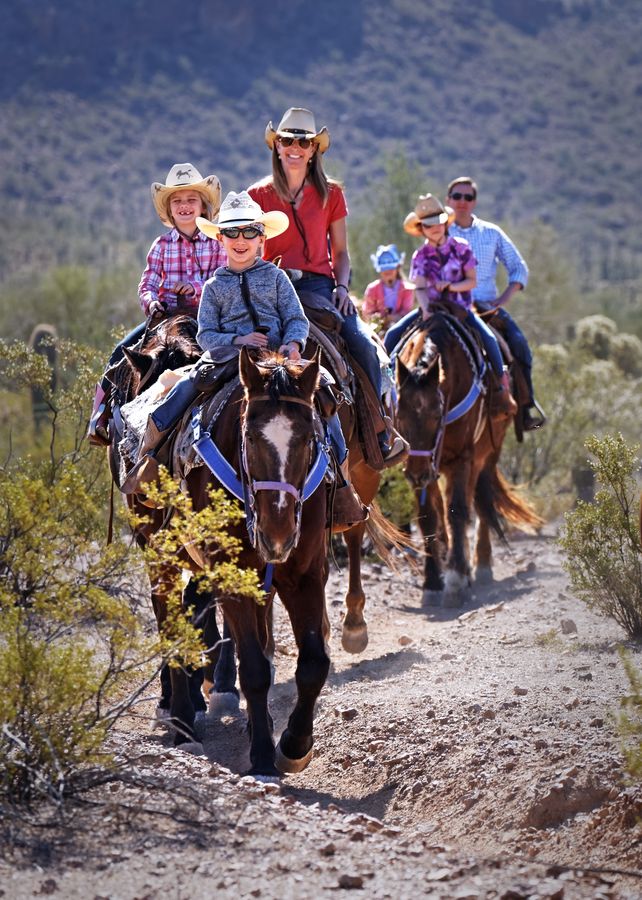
[
  {"left": 278, "top": 341, "right": 301, "bottom": 361},
  {"left": 333, "top": 284, "right": 355, "bottom": 316},
  {"left": 147, "top": 299, "right": 166, "bottom": 317},
  {"left": 234, "top": 331, "right": 270, "bottom": 349},
  {"left": 174, "top": 281, "right": 196, "bottom": 298},
  {"left": 435, "top": 280, "right": 450, "bottom": 292}
]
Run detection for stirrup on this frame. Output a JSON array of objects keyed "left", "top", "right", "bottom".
[{"left": 88, "top": 406, "right": 110, "bottom": 446}]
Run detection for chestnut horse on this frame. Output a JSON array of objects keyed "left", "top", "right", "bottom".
[{"left": 395, "top": 313, "right": 541, "bottom": 607}]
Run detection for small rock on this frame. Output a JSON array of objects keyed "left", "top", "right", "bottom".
[
  {"left": 485, "top": 602, "right": 505, "bottom": 615},
  {"left": 534, "top": 738, "right": 548, "bottom": 750},
  {"left": 564, "top": 697, "right": 580, "bottom": 710},
  {"left": 560, "top": 618, "right": 578, "bottom": 635},
  {"left": 589, "top": 717, "right": 604, "bottom": 728},
  {"left": 338, "top": 874, "right": 364, "bottom": 890},
  {"left": 335, "top": 707, "right": 358, "bottom": 721},
  {"left": 514, "top": 686, "right": 528, "bottom": 696},
  {"left": 398, "top": 634, "right": 414, "bottom": 646},
  {"left": 411, "top": 780, "right": 423, "bottom": 795},
  {"left": 482, "top": 708, "right": 496, "bottom": 720},
  {"left": 440, "top": 652, "right": 457, "bottom": 661}
]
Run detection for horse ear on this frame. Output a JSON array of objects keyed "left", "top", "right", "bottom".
[
  {"left": 298, "top": 347, "right": 321, "bottom": 400},
  {"left": 239, "top": 345, "right": 264, "bottom": 393},
  {"left": 395, "top": 355, "right": 410, "bottom": 386},
  {"left": 123, "top": 346, "right": 153, "bottom": 377}
]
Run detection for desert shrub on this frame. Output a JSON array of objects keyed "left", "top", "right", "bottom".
[
  {"left": 610, "top": 332, "right": 642, "bottom": 378},
  {"left": 0, "top": 340, "right": 260, "bottom": 807},
  {"left": 559, "top": 434, "right": 642, "bottom": 639},
  {"left": 376, "top": 465, "right": 416, "bottom": 528},
  {"left": 573, "top": 314, "right": 618, "bottom": 360},
  {"left": 618, "top": 650, "right": 642, "bottom": 782}
]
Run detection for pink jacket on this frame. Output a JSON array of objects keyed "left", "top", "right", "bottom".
[{"left": 362, "top": 279, "right": 415, "bottom": 319}]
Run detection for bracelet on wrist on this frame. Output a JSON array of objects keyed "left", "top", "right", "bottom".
[{"left": 336, "top": 283, "right": 349, "bottom": 293}]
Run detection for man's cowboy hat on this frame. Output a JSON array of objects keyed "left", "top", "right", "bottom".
[
  {"left": 403, "top": 194, "right": 455, "bottom": 236},
  {"left": 370, "top": 244, "right": 405, "bottom": 272},
  {"left": 151, "top": 163, "right": 221, "bottom": 227},
  {"left": 196, "top": 191, "right": 289, "bottom": 240},
  {"left": 264, "top": 107, "right": 330, "bottom": 154}
]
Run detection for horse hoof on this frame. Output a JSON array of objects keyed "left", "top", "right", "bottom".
[
  {"left": 172, "top": 741, "right": 205, "bottom": 756},
  {"left": 422, "top": 589, "right": 442, "bottom": 607},
  {"left": 208, "top": 691, "right": 241, "bottom": 716},
  {"left": 474, "top": 565, "right": 494, "bottom": 585},
  {"left": 275, "top": 740, "right": 314, "bottom": 774},
  {"left": 154, "top": 706, "right": 171, "bottom": 728},
  {"left": 341, "top": 624, "right": 369, "bottom": 654},
  {"left": 251, "top": 774, "right": 281, "bottom": 785}
]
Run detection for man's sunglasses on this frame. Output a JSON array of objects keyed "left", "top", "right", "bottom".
[
  {"left": 219, "top": 226, "right": 264, "bottom": 239},
  {"left": 277, "top": 136, "right": 313, "bottom": 149},
  {"left": 449, "top": 191, "right": 476, "bottom": 201}
]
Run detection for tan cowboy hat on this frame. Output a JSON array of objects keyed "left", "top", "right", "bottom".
[
  {"left": 403, "top": 194, "right": 455, "bottom": 236},
  {"left": 264, "top": 107, "right": 330, "bottom": 153},
  {"left": 151, "top": 163, "right": 222, "bottom": 227},
  {"left": 196, "top": 191, "right": 289, "bottom": 240}
]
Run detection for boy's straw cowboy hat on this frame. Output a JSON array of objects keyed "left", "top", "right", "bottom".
[
  {"left": 151, "top": 163, "right": 222, "bottom": 227},
  {"left": 196, "top": 191, "right": 289, "bottom": 240},
  {"left": 264, "top": 107, "right": 330, "bottom": 153},
  {"left": 403, "top": 194, "right": 455, "bottom": 236}
]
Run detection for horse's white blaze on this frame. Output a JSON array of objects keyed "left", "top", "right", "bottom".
[{"left": 261, "top": 413, "right": 295, "bottom": 510}]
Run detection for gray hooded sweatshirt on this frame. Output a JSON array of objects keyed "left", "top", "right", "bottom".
[{"left": 197, "top": 258, "right": 309, "bottom": 352}]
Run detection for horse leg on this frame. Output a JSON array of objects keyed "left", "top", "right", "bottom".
[
  {"left": 275, "top": 571, "right": 331, "bottom": 774},
  {"left": 442, "top": 465, "right": 473, "bottom": 608},
  {"left": 224, "top": 598, "right": 279, "bottom": 778},
  {"left": 417, "top": 482, "right": 445, "bottom": 606},
  {"left": 473, "top": 468, "right": 494, "bottom": 584},
  {"left": 341, "top": 520, "right": 369, "bottom": 653}
]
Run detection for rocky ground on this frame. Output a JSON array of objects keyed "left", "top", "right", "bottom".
[{"left": 2, "top": 522, "right": 642, "bottom": 899}]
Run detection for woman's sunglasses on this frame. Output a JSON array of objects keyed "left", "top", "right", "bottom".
[
  {"left": 449, "top": 192, "right": 476, "bottom": 201},
  {"left": 219, "top": 226, "right": 264, "bottom": 240},
  {"left": 277, "top": 136, "right": 313, "bottom": 149}
]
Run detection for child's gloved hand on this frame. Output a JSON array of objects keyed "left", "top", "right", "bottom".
[
  {"left": 279, "top": 341, "right": 301, "bottom": 361},
  {"left": 234, "top": 331, "right": 269, "bottom": 349},
  {"left": 174, "top": 282, "right": 196, "bottom": 298},
  {"left": 147, "top": 299, "right": 167, "bottom": 317}
]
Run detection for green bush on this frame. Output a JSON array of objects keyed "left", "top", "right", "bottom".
[
  {"left": 0, "top": 340, "right": 260, "bottom": 807},
  {"left": 559, "top": 434, "right": 642, "bottom": 639},
  {"left": 618, "top": 651, "right": 642, "bottom": 782}
]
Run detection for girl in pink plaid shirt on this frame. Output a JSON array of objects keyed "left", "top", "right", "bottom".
[{"left": 88, "top": 163, "right": 226, "bottom": 444}]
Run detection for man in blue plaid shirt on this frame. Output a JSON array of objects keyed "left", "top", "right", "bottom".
[{"left": 448, "top": 177, "right": 545, "bottom": 431}]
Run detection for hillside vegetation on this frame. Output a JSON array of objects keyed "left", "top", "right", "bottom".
[{"left": 1, "top": 0, "right": 641, "bottom": 329}]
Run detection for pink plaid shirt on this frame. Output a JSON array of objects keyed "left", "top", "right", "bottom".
[{"left": 138, "top": 228, "right": 227, "bottom": 315}]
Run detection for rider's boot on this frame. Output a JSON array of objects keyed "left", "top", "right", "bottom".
[
  {"left": 489, "top": 368, "right": 518, "bottom": 420},
  {"left": 377, "top": 417, "right": 409, "bottom": 469},
  {"left": 119, "top": 418, "right": 171, "bottom": 502},
  {"left": 331, "top": 457, "right": 368, "bottom": 530},
  {"left": 88, "top": 383, "right": 110, "bottom": 446},
  {"left": 522, "top": 400, "right": 547, "bottom": 431}
]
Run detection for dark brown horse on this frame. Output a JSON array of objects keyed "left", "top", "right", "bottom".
[
  {"left": 395, "top": 313, "right": 542, "bottom": 607},
  {"left": 107, "top": 316, "right": 238, "bottom": 721},
  {"left": 113, "top": 319, "right": 331, "bottom": 776},
  {"left": 175, "top": 347, "right": 330, "bottom": 776}
]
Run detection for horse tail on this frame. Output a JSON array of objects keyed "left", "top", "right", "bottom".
[
  {"left": 365, "top": 500, "right": 420, "bottom": 572},
  {"left": 475, "top": 467, "right": 544, "bottom": 539}
]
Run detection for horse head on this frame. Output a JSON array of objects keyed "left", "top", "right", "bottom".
[
  {"left": 395, "top": 334, "right": 445, "bottom": 489},
  {"left": 239, "top": 347, "right": 322, "bottom": 564},
  {"left": 122, "top": 315, "right": 201, "bottom": 397}
]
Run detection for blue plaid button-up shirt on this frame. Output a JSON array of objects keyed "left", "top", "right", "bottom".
[{"left": 449, "top": 215, "right": 528, "bottom": 309}]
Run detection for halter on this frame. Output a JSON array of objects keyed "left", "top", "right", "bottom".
[{"left": 192, "top": 392, "right": 331, "bottom": 553}]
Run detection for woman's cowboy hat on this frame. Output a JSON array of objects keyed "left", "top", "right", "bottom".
[
  {"left": 403, "top": 194, "right": 455, "bottom": 236},
  {"left": 151, "top": 163, "right": 221, "bottom": 227},
  {"left": 264, "top": 107, "right": 330, "bottom": 154},
  {"left": 196, "top": 191, "right": 289, "bottom": 240},
  {"left": 370, "top": 244, "right": 405, "bottom": 272}
]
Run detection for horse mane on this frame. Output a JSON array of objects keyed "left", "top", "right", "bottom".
[{"left": 253, "top": 353, "right": 311, "bottom": 402}]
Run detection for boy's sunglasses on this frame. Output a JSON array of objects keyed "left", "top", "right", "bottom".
[
  {"left": 219, "top": 226, "right": 264, "bottom": 239},
  {"left": 277, "top": 136, "right": 313, "bottom": 149},
  {"left": 449, "top": 191, "right": 476, "bottom": 201}
]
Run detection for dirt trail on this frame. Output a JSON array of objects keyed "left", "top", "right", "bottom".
[{"left": 3, "top": 523, "right": 642, "bottom": 899}]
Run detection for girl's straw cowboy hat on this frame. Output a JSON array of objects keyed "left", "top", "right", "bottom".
[
  {"left": 196, "top": 191, "right": 289, "bottom": 240},
  {"left": 151, "top": 163, "right": 222, "bottom": 227},
  {"left": 403, "top": 194, "right": 455, "bottom": 236},
  {"left": 264, "top": 107, "right": 330, "bottom": 154}
]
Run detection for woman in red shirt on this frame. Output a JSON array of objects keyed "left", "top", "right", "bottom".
[{"left": 248, "top": 107, "right": 405, "bottom": 464}]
